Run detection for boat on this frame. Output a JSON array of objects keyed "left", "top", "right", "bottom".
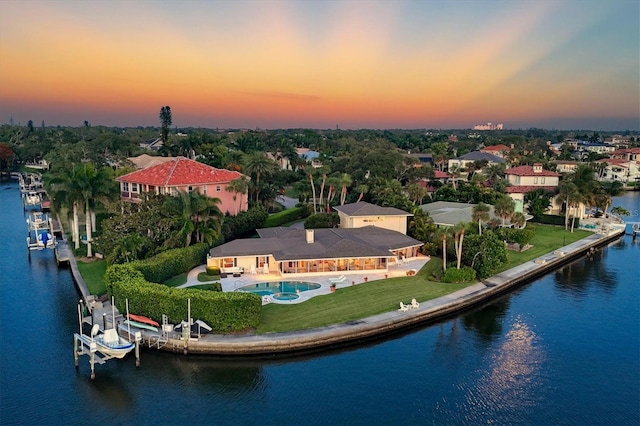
[
  {"left": 36, "top": 231, "right": 55, "bottom": 249},
  {"left": 123, "top": 319, "right": 159, "bottom": 333},
  {"left": 127, "top": 314, "right": 160, "bottom": 327},
  {"left": 91, "top": 324, "right": 135, "bottom": 359}
]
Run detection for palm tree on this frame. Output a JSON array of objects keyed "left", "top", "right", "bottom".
[
  {"left": 47, "top": 167, "right": 83, "bottom": 249},
  {"left": 225, "top": 176, "right": 249, "bottom": 215},
  {"left": 599, "top": 180, "right": 624, "bottom": 224},
  {"left": 472, "top": 202, "right": 490, "bottom": 235},
  {"left": 307, "top": 166, "right": 319, "bottom": 214},
  {"left": 406, "top": 183, "right": 427, "bottom": 206},
  {"left": 338, "top": 173, "right": 352, "bottom": 205},
  {"left": 556, "top": 180, "right": 581, "bottom": 231},
  {"left": 511, "top": 212, "right": 526, "bottom": 229},
  {"left": 159, "top": 106, "right": 172, "bottom": 145},
  {"left": 163, "top": 190, "right": 222, "bottom": 247},
  {"left": 483, "top": 163, "right": 506, "bottom": 183},
  {"left": 243, "top": 152, "right": 276, "bottom": 204},
  {"left": 449, "top": 164, "right": 462, "bottom": 190},
  {"left": 356, "top": 183, "right": 369, "bottom": 203},
  {"left": 493, "top": 195, "right": 515, "bottom": 227}
]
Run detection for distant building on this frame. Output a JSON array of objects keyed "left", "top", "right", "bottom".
[
  {"left": 480, "top": 144, "right": 511, "bottom": 159},
  {"left": 448, "top": 151, "right": 505, "bottom": 171},
  {"left": 473, "top": 122, "right": 504, "bottom": 131}
]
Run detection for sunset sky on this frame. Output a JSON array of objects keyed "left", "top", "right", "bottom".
[{"left": 1, "top": 0, "right": 638, "bottom": 130}]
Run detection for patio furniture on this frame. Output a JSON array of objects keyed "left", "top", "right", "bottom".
[
  {"left": 399, "top": 302, "right": 411, "bottom": 312},
  {"left": 411, "top": 298, "right": 420, "bottom": 309},
  {"left": 329, "top": 275, "right": 346, "bottom": 284}
]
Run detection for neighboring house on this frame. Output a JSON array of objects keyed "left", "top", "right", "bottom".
[
  {"left": 577, "top": 141, "right": 616, "bottom": 155},
  {"left": 297, "top": 148, "right": 322, "bottom": 168},
  {"left": 333, "top": 202, "right": 413, "bottom": 235},
  {"left": 266, "top": 152, "right": 292, "bottom": 170},
  {"left": 420, "top": 201, "right": 527, "bottom": 228},
  {"left": 554, "top": 160, "right": 580, "bottom": 174},
  {"left": 480, "top": 144, "right": 511, "bottom": 159},
  {"left": 504, "top": 163, "right": 560, "bottom": 214},
  {"left": 126, "top": 154, "right": 175, "bottom": 170},
  {"left": 609, "top": 147, "right": 640, "bottom": 162},
  {"left": 139, "top": 137, "right": 163, "bottom": 151},
  {"left": 596, "top": 158, "right": 640, "bottom": 184},
  {"left": 115, "top": 156, "right": 249, "bottom": 215},
  {"left": 207, "top": 201, "right": 422, "bottom": 276},
  {"left": 406, "top": 152, "right": 434, "bottom": 167},
  {"left": 447, "top": 151, "right": 504, "bottom": 171}
]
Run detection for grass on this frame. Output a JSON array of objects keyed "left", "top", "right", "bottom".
[
  {"left": 164, "top": 273, "right": 188, "bottom": 287},
  {"left": 198, "top": 272, "right": 220, "bottom": 282},
  {"left": 497, "top": 224, "right": 592, "bottom": 272},
  {"left": 76, "top": 259, "right": 107, "bottom": 295},
  {"left": 188, "top": 283, "right": 222, "bottom": 291},
  {"left": 256, "top": 257, "right": 471, "bottom": 334}
]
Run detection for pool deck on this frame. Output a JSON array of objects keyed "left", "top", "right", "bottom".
[{"left": 149, "top": 226, "right": 627, "bottom": 356}]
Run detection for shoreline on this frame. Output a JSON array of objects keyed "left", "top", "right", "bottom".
[{"left": 68, "top": 226, "right": 625, "bottom": 357}]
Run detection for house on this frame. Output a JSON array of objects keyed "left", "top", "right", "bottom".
[
  {"left": 596, "top": 158, "right": 640, "bottom": 184},
  {"left": 332, "top": 202, "right": 413, "bottom": 235},
  {"left": 420, "top": 201, "right": 527, "bottom": 228},
  {"left": 126, "top": 154, "right": 175, "bottom": 170},
  {"left": 504, "top": 163, "right": 560, "bottom": 214},
  {"left": 207, "top": 201, "right": 422, "bottom": 276},
  {"left": 297, "top": 148, "right": 322, "bottom": 168},
  {"left": 406, "top": 152, "right": 434, "bottom": 167},
  {"left": 554, "top": 160, "right": 580, "bottom": 174},
  {"left": 115, "top": 157, "right": 249, "bottom": 215},
  {"left": 480, "top": 144, "right": 511, "bottom": 159},
  {"left": 447, "top": 151, "right": 504, "bottom": 171}
]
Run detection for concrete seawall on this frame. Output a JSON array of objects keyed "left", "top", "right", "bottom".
[{"left": 68, "top": 228, "right": 625, "bottom": 356}]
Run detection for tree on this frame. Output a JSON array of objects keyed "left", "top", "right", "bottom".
[
  {"left": 493, "top": 195, "right": 515, "bottom": 227},
  {"left": 556, "top": 180, "right": 581, "bottom": 231},
  {"left": 225, "top": 177, "right": 250, "bottom": 215},
  {"left": 243, "top": 152, "right": 276, "bottom": 204},
  {"left": 163, "top": 190, "right": 222, "bottom": 247},
  {"left": 472, "top": 202, "right": 490, "bottom": 235},
  {"left": 159, "top": 106, "right": 172, "bottom": 145},
  {"left": 525, "top": 188, "right": 552, "bottom": 219},
  {"left": 510, "top": 212, "right": 526, "bottom": 228},
  {"left": 338, "top": 173, "right": 352, "bottom": 205},
  {"left": 483, "top": 163, "right": 506, "bottom": 183}
]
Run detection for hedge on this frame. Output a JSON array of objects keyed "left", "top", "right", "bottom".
[
  {"left": 441, "top": 266, "right": 476, "bottom": 283},
  {"left": 105, "top": 263, "right": 261, "bottom": 332},
  {"left": 532, "top": 214, "right": 580, "bottom": 227},
  {"left": 263, "top": 205, "right": 311, "bottom": 228},
  {"left": 130, "top": 243, "right": 210, "bottom": 284}
]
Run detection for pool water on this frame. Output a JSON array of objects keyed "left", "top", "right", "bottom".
[{"left": 236, "top": 281, "right": 321, "bottom": 299}]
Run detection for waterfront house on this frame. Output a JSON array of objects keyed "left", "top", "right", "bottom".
[
  {"left": 207, "top": 201, "right": 422, "bottom": 276},
  {"left": 115, "top": 156, "right": 249, "bottom": 215},
  {"left": 504, "top": 163, "right": 559, "bottom": 214}
]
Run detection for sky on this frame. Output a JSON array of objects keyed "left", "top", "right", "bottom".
[{"left": 0, "top": 0, "right": 638, "bottom": 131}]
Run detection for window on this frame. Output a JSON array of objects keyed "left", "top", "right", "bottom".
[
  {"left": 541, "top": 177, "right": 545, "bottom": 184},
  {"left": 534, "top": 177, "right": 538, "bottom": 184},
  {"left": 188, "top": 186, "right": 193, "bottom": 192},
  {"left": 216, "top": 185, "right": 221, "bottom": 192},
  {"left": 202, "top": 186, "right": 207, "bottom": 195},
  {"left": 131, "top": 183, "right": 138, "bottom": 193},
  {"left": 123, "top": 182, "right": 129, "bottom": 192}
]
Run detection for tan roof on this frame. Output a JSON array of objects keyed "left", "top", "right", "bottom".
[{"left": 127, "top": 154, "right": 175, "bottom": 170}]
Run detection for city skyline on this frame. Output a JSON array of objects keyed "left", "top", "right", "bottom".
[{"left": 0, "top": 0, "right": 638, "bottom": 131}]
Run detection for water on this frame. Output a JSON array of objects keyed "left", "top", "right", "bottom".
[
  {"left": 1, "top": 182, "right": 638, "bottom": 425},
  {"left": 237, "top": 281, "right": 322, "bottom": 297}
]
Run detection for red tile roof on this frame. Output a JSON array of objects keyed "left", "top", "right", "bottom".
[
  {"left": 433, "top": 170, "right": 449, "bottom": 179},
  {"left": 505, "top": 185, "right": 556, "bottom": 194},
  {"left": 505, "top": 165, "right": 560, "bottom": 177},
  {"left": 597, "top": 159, "right": 629, "bottom": 167},
  {"left": 116, "top": 157, "right": 246, "bottom": 186},
  {"left": 481, "top": 144, "right": 511, "bottom": 152},
  {"left": 611, "top": 147, "right": 640, "bottom": 155}
]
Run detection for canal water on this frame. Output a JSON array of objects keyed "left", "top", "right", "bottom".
[{"left": 1, "top": 181, "right": 638, "bottom": 425}]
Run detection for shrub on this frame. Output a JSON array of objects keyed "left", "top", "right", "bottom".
[
  {"left": 206, "top": 266, "right": 220, "bottom": 275},
  {"left": 441, "top": 266, "right": 476, "bottom": 283},
  {"left": 105, "top": 263, "right": 260, "bottom": 332},
  {"left": 263, "top": 206, "right": 311, "bottom": 228},
  {"left": 133, "top": 243, "right": 209, "bottom": 284},
  {"left": 304, "top": 212, "right": 340, "bottom": 228}
]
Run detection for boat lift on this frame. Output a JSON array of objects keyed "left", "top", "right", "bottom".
[
  {"left": 26, "top": 211, "right": 57, "bottom": 256},
  {"left": 74, "top": 301, "right": 142, "bottom": 380}
]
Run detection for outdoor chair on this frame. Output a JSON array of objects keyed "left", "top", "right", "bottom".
[
  {"left": 399, "top": 302, "right": 411, "bottom": 312},
  {"left": 329, "top": 275, "right": 346, "bottom": 284},
  {"left": 411, "top": 298, "right": 420, "bottom": 309}
]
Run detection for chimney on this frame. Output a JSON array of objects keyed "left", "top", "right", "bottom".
[
  {"left": 306, "top": 229, "right": 314, "bottom": 244},
  {"left": 533, "top": 163, "right": 543, "bottom": 173}
]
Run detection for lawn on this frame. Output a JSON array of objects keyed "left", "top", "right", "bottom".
[
  {"left": 256, "top": 258, "right": 471, "bottom": 333},
  {"left": 76, "top": 259, "right": 107, "bottom": 295},
  {"left": 164, "top": 273, "right": 188, "bottom": 287},
  {"left": 497, "top": 224, "right": 592, "bottom": 272}
]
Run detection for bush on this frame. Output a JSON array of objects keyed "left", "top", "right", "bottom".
[
  {"left": 304, "top": 212, "right": 340, "bottom": 228},
  {"left": 132, "top": 243, "right": 209, "bottom": 284},
  {"left": 206, "top": 266, "right": 220, "bottom": 275},
  {"left": 263, "top": 205, "right": 312, "bottom": 228},
  {"left": 105, "top": 263, "right": 261, "bottom": 332},
  {"left": 496, "top": 228, "right": 535, "bottom": 249},
  {"left": 221, "top": 207, "right": 269, "bottom": 240},
  {"left": 532, "top": 214, "right": 580, "bottom": 227},
  {"left": 441, "top": 266, "right": 476, "bottom": 283}
]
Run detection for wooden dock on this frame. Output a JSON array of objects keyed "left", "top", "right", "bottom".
[{"left": 54, "top": 239, "right": 73, "bottom": 266}]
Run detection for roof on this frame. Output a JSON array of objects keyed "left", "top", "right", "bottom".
[
  {"left": 505, "top": 165, "right": 560, "bottom": 177},
  {"left": 610, "top": 147, "right": 640, "bottom": 155},
  {"left": 127, "top": 154, "right": 175, "bottom": 170},
  {"left": 454, "top": 151, "right": 505, "bottom": 163},
  {"left": 505, "top": 185, "right": 557, "bottom": 194},
  {"left": 333, "top": 201, "right": 413, "bottom": 217},
  {"left": 481, "top": 144, "right": 511, "bottom": 152},
  {"left": 597, "top": 159, "right": 629, "bottom": 167},
  {"left": 116, "top": 157, "right": 246, "bottom": 186},
  {"left": 420, "top": 201, "right": 494, "bottom": 226},
  {"left": 209, "top": 226, "right": 422, "bottom": 261}
]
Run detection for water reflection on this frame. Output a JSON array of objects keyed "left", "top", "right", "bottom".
[
  {"left": 462, "top": 298, "right": 511, "bottom": 344},
  {"left": 554, "top": 248, "right": 618, "bottom": 298},
  {"left": 465, "top": 317, "right": 546, "bottom": 422}
]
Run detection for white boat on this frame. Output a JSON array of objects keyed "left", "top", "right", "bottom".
[
  {"left": 91, "top": 325, "right": 135, "bottom": 359},
  {"left": 36, "top": 232, "right": 55, "bottom": 249}
]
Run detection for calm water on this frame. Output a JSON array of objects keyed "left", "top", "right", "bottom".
[{"left": 1, "top": 181, "right": 638, "bottom": 425}]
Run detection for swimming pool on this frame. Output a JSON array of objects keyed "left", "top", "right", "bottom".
[{"left": 236, "top": 281, "right": 322, "bottom": 301}]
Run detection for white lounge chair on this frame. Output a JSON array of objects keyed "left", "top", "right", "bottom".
[
  {"left": 399, "top": 302, "right": 411, "bottom": 312},
  {"left": 411, "top": 298, "right": 420, "bottom": 309},
  {"left": 262, "top": 295, "right": 272, "bottom": 305},
  {"left": 250, "top": 265, "right": 257, "bottom": 275},
  {"left": 329, "top": 275, "right": 346, "bottom": 284}
]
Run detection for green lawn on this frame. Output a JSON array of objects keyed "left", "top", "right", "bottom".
[
  {"left": 497, "top": 225, "right": 591, "bottom": 272},
  {"left": 76, "top": 259, "right": 107, "bottom": 295},
  {"left": 197, "top": 272, "right": 220, "bottom": 282},
  {"left": 256, "top": 258, "right": 470, "bottom": 333},
  {"left": 164, "top": 273, "right": 188, "bottom": 287}
]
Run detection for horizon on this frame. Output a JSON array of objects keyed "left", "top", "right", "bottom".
[{"left": 1, "top": 0, "right": 638, "bottom": 132}]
